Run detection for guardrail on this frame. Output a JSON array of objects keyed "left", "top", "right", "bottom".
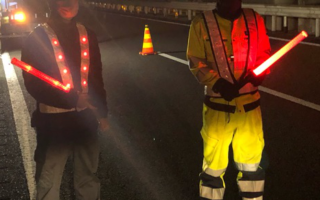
[{"left": 87, "top": 1, "right": 320, "bottom": 37}]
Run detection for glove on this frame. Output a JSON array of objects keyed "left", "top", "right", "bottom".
[
  {"left": 246, "top": 70, "right": 267, "bottom": 87},
  {"left": 212, "top": 78, "right": 239, "bottom": 101}
]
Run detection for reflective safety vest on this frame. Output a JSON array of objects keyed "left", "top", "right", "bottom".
[
  {"left": 203, "top": 9, "right": 259, "bottom": 97},
  {"left": 39, "top": 23, "right": 90, "bottom": 114}
]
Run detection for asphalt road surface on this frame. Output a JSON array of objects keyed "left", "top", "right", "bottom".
[{"left": 0, "top": 7, "right": 320, "bottom": 200}]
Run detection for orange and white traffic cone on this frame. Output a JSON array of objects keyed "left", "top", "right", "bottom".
[{"left": 139, "top": 25, "right": 157, "bottom": 55}]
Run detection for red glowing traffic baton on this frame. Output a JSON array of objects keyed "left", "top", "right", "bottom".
[
  {"left": 237, "top": 31, "right": 308, "bottom": 89},
  {"left": 11, "top": 58, "right": 71, "bottom": 92},
  {"left": 253, "top": 30, "right": 308, "bottom": 76}
]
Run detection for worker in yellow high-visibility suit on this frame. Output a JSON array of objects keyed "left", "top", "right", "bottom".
[{"left": 187, "top": 0, "right": 271, "bottom": 199}]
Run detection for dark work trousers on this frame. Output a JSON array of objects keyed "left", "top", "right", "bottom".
[{"left": 34, "top": 128, "right": 100, "bottom": 200}]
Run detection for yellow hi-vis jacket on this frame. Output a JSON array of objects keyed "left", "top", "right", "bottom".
[{"left": 187, "top": 9, "right": 271, "bottom": 113}]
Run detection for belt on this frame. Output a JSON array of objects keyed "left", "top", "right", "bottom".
[
  {"left": 39, "top": 103, "right": 75, "bottom": 113},
  {"left": 39, "top": 103, "right": 87, "bottom": 114},
  {"left": 204, "top": 96, "right": 260, "bottom": 113}
]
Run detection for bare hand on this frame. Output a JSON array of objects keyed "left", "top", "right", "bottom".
[
  {"left": 76, "top": 92, "right": 97, "bottom": 110},
  {"left": 98, "top": 118, "right": 109, "bottom": 132},
  {"left": 77, "top": 93, "right": 89, "bottom": 109}
]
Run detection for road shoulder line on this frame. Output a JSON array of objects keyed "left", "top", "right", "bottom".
[{"left": 2, "top": 52, "right": 36, "bottom": 200}]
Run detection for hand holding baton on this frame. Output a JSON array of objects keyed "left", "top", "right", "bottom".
[
  {"left": 11, "top": 58, "right": 71, "bottom": 92},
  {"left": 11, "top": 58, "right": 110, "bottom": 131},
  {"left": 238, "top": 31, "right": 308, "bottom": 89}
]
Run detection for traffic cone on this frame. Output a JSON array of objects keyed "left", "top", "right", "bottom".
[{"left": 139, "top": 25, "right": 157, "bottom": 55}]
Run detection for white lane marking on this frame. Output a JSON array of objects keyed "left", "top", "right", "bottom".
[
  {"left": 2, "top": 52, "right": 36, "bottom": 200},
  {"left": 158, "top": 53, "right": 320, "bottom": 112},
  {"left": 158, "top": 52, "right": 188, "bottom": 65},
  {"left": 108, "top": 12, "right": 320, "bottom": 47},
  {"left": 268, "top": 36, "right": 320, "bottom": 47},
  {"left": 258, "top": 87, "right": 320, "bottom": 111}
]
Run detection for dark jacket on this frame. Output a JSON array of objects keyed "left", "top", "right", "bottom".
[{"left": 21, "top": 17, "right": 107, "bottom": 132}]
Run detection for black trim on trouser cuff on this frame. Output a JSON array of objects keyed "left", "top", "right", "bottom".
[
  {"left": 200, "top": 172, "right": 224, "bottom": 188},
  {"left": 240, "top": 168, "right": 265, "bottom": 181},
  {"left": 204, "top": 96, "right": 260, "bottom": 113},
  {"left": 240, "top": 192, "right": 264, "bottom": 198}
]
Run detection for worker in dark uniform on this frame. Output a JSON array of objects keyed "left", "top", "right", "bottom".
[{"left": 21, "top": 0, "right": 108, "bottom": 199}]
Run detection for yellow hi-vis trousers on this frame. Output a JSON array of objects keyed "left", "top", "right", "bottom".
[{"left": 199, "top": 104, "right": 265, "bottom": 200}]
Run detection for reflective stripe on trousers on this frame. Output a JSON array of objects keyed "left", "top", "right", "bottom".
[
  {"left": 243, "top": 196, "right": 263, "bottom": 200},
  {"left": 235, "top": 162, "right": 260, "bottom": 172},
  {"left": 200, "top": 186, "right": 225, "bottom": 200},
  {"left": 238, "top": 180, "right": 264, "bottom": 192}
]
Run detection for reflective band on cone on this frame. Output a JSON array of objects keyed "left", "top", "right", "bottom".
[{"left": 139, "top": 25, "right": 157, "bottom": 55}]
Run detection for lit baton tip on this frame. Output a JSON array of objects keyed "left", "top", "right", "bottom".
[
  {"left": 252, "top": 30, "right": 308, "bottom": 76},
  {"left": 302, "top": 31, "right": 308, "bottom": 38}
]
